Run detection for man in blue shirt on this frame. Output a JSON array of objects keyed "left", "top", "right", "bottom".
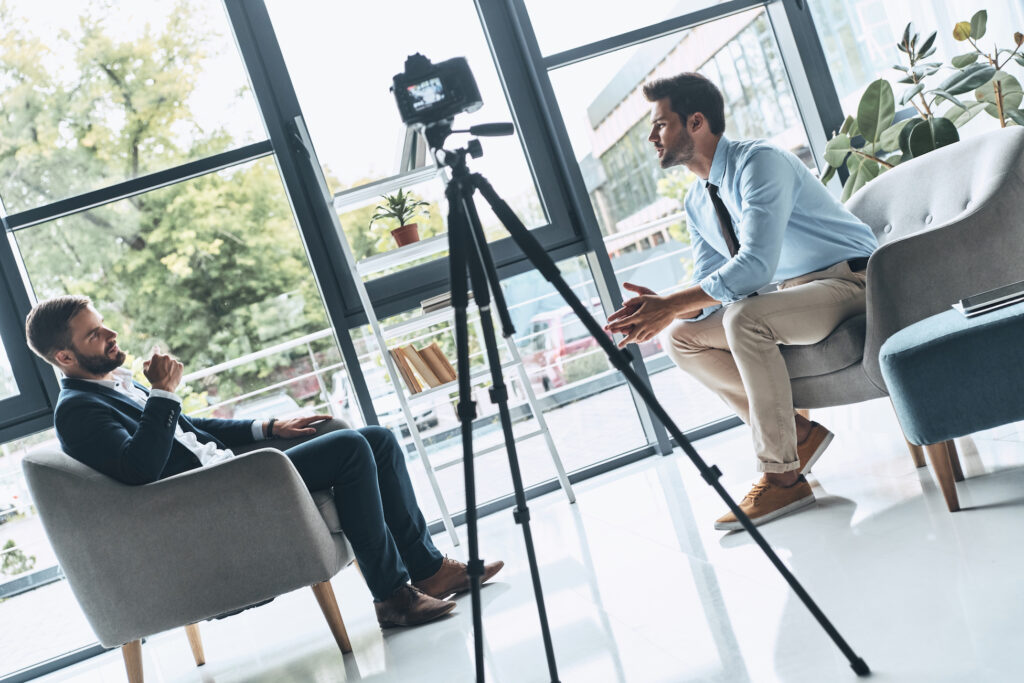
[{"left": 605, "top": 73, "right": 877, "bottom": 531}]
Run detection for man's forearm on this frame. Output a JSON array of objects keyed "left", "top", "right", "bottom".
[{"left": 666, "top": 284, "right": 719, "bottom": 318}]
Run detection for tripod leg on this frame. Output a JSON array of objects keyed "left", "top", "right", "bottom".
[
  {"left": 446, "top": 180, "right": 487, "bottom": 683},
  {"left": 471, "top": 173, "right": 870, "bottom": 677}
]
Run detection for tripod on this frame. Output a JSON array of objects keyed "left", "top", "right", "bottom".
[{"left": 427, "top": 123, "right": 870, "bottom": 682}]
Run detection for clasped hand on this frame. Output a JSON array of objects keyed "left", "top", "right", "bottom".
[
  {"left": 143, "top": 347, "right": 183, "bottom": 392},
  {"left": 272, "top": 415, "right": 333, "bottom": 439}
]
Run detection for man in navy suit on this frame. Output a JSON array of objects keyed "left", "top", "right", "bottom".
[{"left": 25, "top": 295, "right": 502, "bottom": 628}]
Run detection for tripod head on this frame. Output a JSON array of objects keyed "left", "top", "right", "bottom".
[{"left": 422, "top": 120, "right": 515, "bottom": 174}]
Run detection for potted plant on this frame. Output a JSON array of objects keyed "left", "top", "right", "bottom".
[
  {"left": 370, "top": 188, "right": 430, "bottom": 247},
  {"left": 821, "top": 10, "right": 1023, "bottom": 200}
]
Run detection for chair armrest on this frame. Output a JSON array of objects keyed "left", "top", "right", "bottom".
[
  {"left": 56, "top": 449, "right": 345, "bottom": 646},
  {"left": 864, "top": 191, "right": 1024, "bottom": 388}
]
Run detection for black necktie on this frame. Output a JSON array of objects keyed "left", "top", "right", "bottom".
[{"left": 706, "top": 182, "right": 739, "bottom": 257}]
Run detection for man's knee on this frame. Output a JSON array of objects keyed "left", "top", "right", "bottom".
[
  {"left": 722, "top": 298, "right": 764, "bottom": 338},
  {"left": 319, "top": 429, "right": 376, "bottom": 473}
]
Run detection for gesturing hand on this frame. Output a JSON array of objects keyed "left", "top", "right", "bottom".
[
  {"left": 143, "top": 347, "right": 184, "bottom": 392},
  {"left": 272, "top": 415, "right": 333, "bottom": 439},
  {"left": 604, "top": 282, "right": 676, "bottom": 349}
]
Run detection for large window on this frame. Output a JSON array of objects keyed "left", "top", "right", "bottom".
[
  {"left": 0, "top": 340, "right": 15, "bottom": 400},
  {"left": 0, "top": 0, "right": 264, "bottom": 213}
]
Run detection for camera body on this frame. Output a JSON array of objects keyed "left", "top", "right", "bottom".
[{"left": 392, "top": 53, "right": 482, "bottom": 127}]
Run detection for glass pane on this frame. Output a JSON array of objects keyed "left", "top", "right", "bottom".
[
  {"left": 548, "top": 7, "right": 814, "bottom": 430},
  {"left": 524, "top": 0, "right": 730, "bottom": 57},
  {"left": 0, "top": 1, "right": 265, "bottom": 214},
  {"left": 807, "top": 0, "right": 1024, "bottom": 134},
  {"left": 265, "top": 0, "right": 546, "bottom": 266},
  {"left": 0, "top": 337, "right": 17, "bottom": 400},
  {"left": 346, "top": 255, "right": 648, "bottom": 521}
]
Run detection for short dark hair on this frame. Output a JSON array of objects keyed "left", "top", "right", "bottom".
[
  {"left": 642, "top": 72, "right": 726, "bottom": 136},
  {"left": 25, "top": 295, "right": 92, "bottom": 364}
]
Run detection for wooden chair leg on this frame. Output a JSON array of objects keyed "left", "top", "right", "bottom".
[
  {"left": 184, "top": 623, "right": 205, "bottom": 667},
  {"left": 924, "top": 442, "right": 961, "bottom": 512},
  {"left": 311, "top": 580, "right": 352, "bottom": 654},
  {"left": 945, "top": 440, "right": 965, "bottom": 482},
  {"left": 122, "top": 640, "right": 143, "bottom": 683},
  {"left": 795, "top": 409, "right": 810, "bottom": 421},
  {"left": 905, "top": 438, "right": 927, "bottom": 469}
]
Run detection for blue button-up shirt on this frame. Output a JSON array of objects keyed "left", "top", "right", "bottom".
[{"left": 683, "top": 136, "right": 877, "bottom": 319}]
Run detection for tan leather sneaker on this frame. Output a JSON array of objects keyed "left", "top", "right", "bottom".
[
  {"left": 798, "top": 421, "right": 834, "bottom": 474},
  {"left": 375, "top": 585, "right": 456, "bottom": 628},
  {"left": 714, "top": 475, "right": 815, "bottom": 531},
  {"left": 412, "top": 556, "right": 505, "bottom": 600}
]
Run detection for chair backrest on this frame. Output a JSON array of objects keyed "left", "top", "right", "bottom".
[{"left": 847, "top": 126, "right": 1024, "bottom": 247}]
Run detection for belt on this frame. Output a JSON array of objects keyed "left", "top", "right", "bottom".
[{"left": 847, "top": 257, "right": 869, "bottom": 272}]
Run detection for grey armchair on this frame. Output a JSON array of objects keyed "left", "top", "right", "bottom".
[
  {"left": 22, "top": 417, "right": 356, "bottom": 682},
  {"left": 782, "top": 126, "right": 1024, "bottom": 467}
]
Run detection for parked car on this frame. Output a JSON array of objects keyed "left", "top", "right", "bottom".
[{"left": 520, "top": 301, "right": 662, "bottom": 392}]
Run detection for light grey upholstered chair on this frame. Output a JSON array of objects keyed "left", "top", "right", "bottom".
[
  {"left": 22, "top": 417, "right": 356, "bottom": 683},
  {"left": 781, "top": 126, "right": 1024, "bottom": 469}
]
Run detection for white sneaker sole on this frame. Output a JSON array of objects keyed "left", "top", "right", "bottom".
[
  {"left": 800, "top": 429, "right": 834, "bottom": 474},
  {"left": 714, "top": 492, "right": 816, "bottom": 531}
]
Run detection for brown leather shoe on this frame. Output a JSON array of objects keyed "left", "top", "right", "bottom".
[
  {"left": 714, "top": 475, "right": 815, "bottom": 531},
  {"left": 797, "top": 421, "right": 833, "bottom": 474},
  {"left": 412, "top": 556, "right": 505, "bottom": 600},
  {"left": 374, "top": 585, "right": 456, "bottom": 628}
]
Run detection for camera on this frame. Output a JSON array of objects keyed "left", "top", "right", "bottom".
[{"left": 392, "top": 53, "right": 482, "bottom": 127}]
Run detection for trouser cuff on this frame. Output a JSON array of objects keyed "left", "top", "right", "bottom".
[{"left": 757, "top": 460, "right": 801, "bottom": 474}]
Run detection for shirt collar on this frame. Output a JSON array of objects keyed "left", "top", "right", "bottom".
[
  {"left": 706, "top": 136, "right": 731, "bottom": 188},
  {"left": 76, "top": 366, "right": 134, "bottom": 391}
]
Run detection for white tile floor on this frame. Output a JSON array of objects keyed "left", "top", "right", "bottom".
[{"left": 32, "top": 398, "right": 1024, "bottom": 682}]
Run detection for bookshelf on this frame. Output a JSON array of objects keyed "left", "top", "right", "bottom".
[{"left": 332, "top": 166, "right": 575, "bottom": 546}]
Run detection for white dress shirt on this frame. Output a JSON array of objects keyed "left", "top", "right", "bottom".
[{"left": 81, "top": 367, "right": 262, "bottom": 467}]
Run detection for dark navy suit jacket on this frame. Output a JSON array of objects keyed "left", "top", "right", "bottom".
[{"left": 55, "top": 377, "right": 259, "bottom": 485}]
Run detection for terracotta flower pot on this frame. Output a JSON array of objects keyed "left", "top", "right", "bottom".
[{"left": 391, "top": 222, "right": 420, "bottom": 247}]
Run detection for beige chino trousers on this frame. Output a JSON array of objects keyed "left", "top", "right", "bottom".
[{"left": 664, "top": 261, "right": 867, "bottom": 473}]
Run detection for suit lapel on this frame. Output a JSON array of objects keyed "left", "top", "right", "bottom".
[{"left": 60, "top": 377, "right": 146, "bottom": 417}]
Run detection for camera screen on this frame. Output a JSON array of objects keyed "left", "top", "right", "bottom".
[{"left": 407, "top": 77, "right": 445, "bottom": 112}]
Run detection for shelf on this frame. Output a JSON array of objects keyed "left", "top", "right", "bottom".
[
  {"left": 382, "top": 305, "right": 456, "bottom": 339},
  {"left": 404, "top": 359, "right": 518, "bottom": 402},
  {"left": 356, "top": 232, "right": 450, "bottom": 277},
  {"left": 434, "top": 429, "right": 546, "bottom": 471}
]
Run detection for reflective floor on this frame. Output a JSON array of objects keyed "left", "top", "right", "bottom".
[{"left": 33, "top": 398, "right": 1024, "bottom": 682}]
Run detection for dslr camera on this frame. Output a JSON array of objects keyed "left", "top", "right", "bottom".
[{"left": 392, "top": 53, "right": 482, "bottom": 127}]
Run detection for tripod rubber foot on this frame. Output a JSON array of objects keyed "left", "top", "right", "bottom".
[{"left": 850, "top": 658, "right": 870, "bottom": 676}]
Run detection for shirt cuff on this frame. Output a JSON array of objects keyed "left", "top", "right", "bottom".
[
  {"left": 699, "top": 273, "right": 740, "bottom": 305},
  {"left": 148, "top": 389, "right": 182, "bottom": 404},
  {"left": 251, "top": 420, "right": 266, "bottom": 441}
]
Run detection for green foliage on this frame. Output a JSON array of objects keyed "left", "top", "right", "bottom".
[
  {"left": 370, "top": 188, "right": 430, "bottom": 231},
  {"left": 655, "top": 169, "right": 696, "bottom": 246},
  {"left": 1, "top": 539, "right": 36, "bottom": 576},
  {"left": 823, "top": 10, "right": 1024, "bottom": 200},
  {"left": 1, "top": 1, "right": 335, "bottom": 408}
]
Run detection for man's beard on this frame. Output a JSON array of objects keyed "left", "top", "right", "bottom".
[
  {"left": 73, "top": 346, "right": 126, "bottom": 375},
  {"left": 660, "top": 134, "right": 695, "bottom": 169}
]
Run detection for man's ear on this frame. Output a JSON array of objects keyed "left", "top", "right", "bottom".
[
  {"left": 689, "top": 112, "right": 705, "bottom": 133},
  {"left": 53, "top": 349, "right": 75, "bottom": 370}
]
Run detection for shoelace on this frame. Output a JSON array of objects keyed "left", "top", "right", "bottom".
[{"left": 743, "top": 481, "right": 771, "bottom": 504}]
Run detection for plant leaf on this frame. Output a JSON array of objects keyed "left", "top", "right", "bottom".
[
  {"left": 951, "top": 53, "right": 979, "bottom": 68},
  {"left": 918, "top": 31, "right": 937, "bottom": 56},
  {"left": 898, "top": 118, "right": 925, "bottom": 157},
  {"left": 823, "top": 134, "right": 851, "bottom": 167},
  {"left": 976, "top": 72, "right": 1023, "bottom": 118},
  {"left": 892, "top": 64, "right": 909, "bottom": 72},
  {"left": 820, "top": 165, "right": 837, "bottom": 185},
  {"left": 899, "top": 82, "right": 925, "bottom": 105},
  {"left": 879, "top": 118, "right": 914, "bottom": 151},
  {"left": 838, "top": 115, "right": 857, "bottom": 136},
  {"left": 857, "top": 79, "right": 895, "bottom": 144},
  {"left": 898, "top": 75, "right": 917, "bottom": 84},
  {"left": 929, "top": 89, "right": 967, "bottom": 110},
  {"left": 1007, "top": 109, "right": 1024, "bottom": 125},
  {"left": 841, "top": 156, "right": 880, "bottom": 202},
  {"left": 902, "top": 23, "right": 913, "bottom": 50},
  {"left": 938, "top": 63, "right": 996, "bottom": 95},
  {"left": 942, "top": 100, "right": 986, "bottom": 127},
  {"left": 953, "top": 21, "right": 972, "bottom": 41},
  {"left": 908, "top": 117, "right": 959, "bottom": 157},
  {"left": 1018, "top": 54, "right": 1024, "bottom": 67},
  {"left": 1016, "top": 31, "right": 1024, "bottom": 47},
  {"left": 970, "top": 10, "right": 987, "bottom": 40},
  {"left": 919, "top": 47, "right": 936, "bottom": 59}
]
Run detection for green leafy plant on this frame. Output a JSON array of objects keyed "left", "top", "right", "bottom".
[
  {"left": 822, "top": 10, "right": 1024, "bottom": 200},
  {"left": 369, "top": 188, "right": 430, "bottom": 231},
  {"left": 1, "top": 539, "right": 36, "bottom": 576}
]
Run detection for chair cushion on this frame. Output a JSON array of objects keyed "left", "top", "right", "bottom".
[
  {"left": 781, "top": 313, "right": 866, "bottom": 380},
  {"left": 312, "top": 490, "right": 342, "bottom": 533},
  {"left": 880, "top": 302, "right": 1024, "bottom": 445}
]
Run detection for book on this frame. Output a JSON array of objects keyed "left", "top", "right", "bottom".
[
  {"left": 402, "top": 345, "right": 442, "bottom": 388},
  {"left": 388, "top": 347, "right": 422, "bottom": 394},
  {"left": 953, "top": 280, "right": 1024, "bottom": 318},
  {"left": 420, "top": 290, "right": 473, "bottom": 313},
  {"left": 420, "top": 342, "right": 457, "bottom": 384}
]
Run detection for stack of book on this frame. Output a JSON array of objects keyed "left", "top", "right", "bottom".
[
  {"left": 388, "top": 342, "right": 458, "bottom": 393},
  {"left": 952, "top": 279, "right": 1024, "bottom": 318}
]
